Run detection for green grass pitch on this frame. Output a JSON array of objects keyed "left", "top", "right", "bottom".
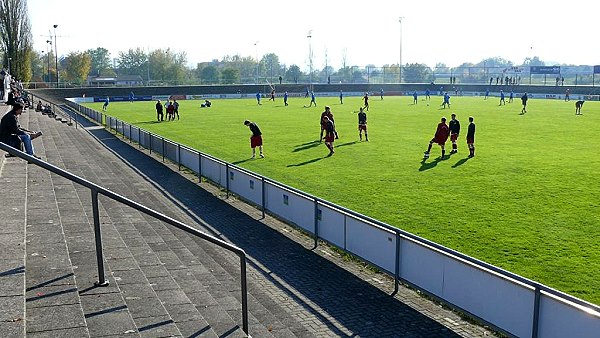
[{"left": 86, "top": 94, "right": 600, "bottom": 305}]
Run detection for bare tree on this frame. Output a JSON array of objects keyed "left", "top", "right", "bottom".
[{"left": 0, "top": 0, "right": 33, "bottom": 81}]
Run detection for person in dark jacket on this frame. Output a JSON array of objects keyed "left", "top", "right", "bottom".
[{"left": 0, "top": 100, "right": 42, "bottom": 157}]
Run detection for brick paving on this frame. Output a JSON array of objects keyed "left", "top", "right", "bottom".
[{"left": 0, "top": 104, "right": 497, "bottom": 337}]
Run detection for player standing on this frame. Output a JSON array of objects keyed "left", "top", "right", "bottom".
[
  {"left": 413, "top": 91, "right": 418, "bottom": 105},
  {"left": 339, "top": 90, "right": 343, "bottom": 104},
  {"left": 269, "top": 89, "right": 275, "bottom": 101},
  {"left": 283, "top": 91, "right": 289, "bottom": 106},
  {"left": 244, "top": 120, "right": 264, "bottom": 158},
  {"left": 448, "top": 113, "right": 460, "bottom": 154},
  {"left": 467, "top": 116, "right": 476, "bottom": 158},
  {"left": 319, "top": 106, "right": 338, "bottom": 141},
  {"left": 499, "top": 90, "right": 505, "bottom": 105},
  {"left": 380, "top": 88, "right": 384, "bottom": 100},
  {"left": 102, "top": 96, "right": 109, "bottom": 111},
  {"left": 521, "top": 92, "right": 528, "bottom": 114},
  {"left": 323, "top": 116, "right": 335, "bottom": 156},
  {"left": 358, "top": 107, "right": 368, "bottom": 141},
  {"left": 256, "top": 92, "right": 262, "bottom": 105},
  {"left": 173, "top": 99, "right": 180, "bottom": 120},
  {"left": 424, "top": 117, "right": 450, "bottom": 159},
  {"left": 363, "top": 92, "right": 369, "bottom": 111}
]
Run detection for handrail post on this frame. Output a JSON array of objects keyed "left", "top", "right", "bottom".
[
  {"left": 239, "top": 253, "right": 249, "bottom": 335},
  {"left": 225, "top": 163, "right": 230, "bottom": 198},
  {"left": 91, "top": 190, "right": 109, "bottom": 287},
  {"left": 162, "top": 137, "right": 165, "bottom": 162},
  {"left": 198, "top": 152, "right": 202, "bottom": 183},
  {"left": 392, "top": 230, "right": 401, "bottom": 296},
  {"left": 129, "top": 124, "right": 132, "bottom": 143},
  {"left": 532, "top": 284, "right": 541, "bottom": 338},
  {"left": 150, "top": 134, "right": 153, "bottom": 154},
  {"left": 177, "top": 144, "right": 181, "bottom": 171},
  {"left": 261, "top": 177, "right": 266, "bottom": 219},
  {"left": 313, "top": 197, "right": 319, "bottom": 249}
]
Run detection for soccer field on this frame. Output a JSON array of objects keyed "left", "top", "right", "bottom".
[{"left": 86, "top": 94, "right": 600, "bottom": 305}]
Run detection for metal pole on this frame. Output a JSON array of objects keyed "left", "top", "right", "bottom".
[
  {"left": 91, "top": 190, "right": 109, "bottom": 287},
  {"left": 53, "top": 24, "right": 59, "bottom": 88},
  {"left": 313, "top": 197, "right": 319, "bottom": 249},
  {"left": 162, "top": 137, "right": 165, "bottom": 162},
  {"left": 225, "top": 163, "right": 230, "bottom": 198},
  {"left": 399, "top": 17, "right": 404, "bottom": 84},
  {"left": 393, "top": 231, "right": 401, "bottom": 295},
  {"left": 239, "top": 254, "right": 249, "bottom": 335},
  {"left": 177, "top": 144, "right": 181, "bottom": 171},
  {"left": 261, "top": 177, "right": 266, "bottom": 219},
  {"left": 198, "top": 152, "right": 202, "bottom": 183},
  {"left": 531, "top": 285, "right": 541, "bottom": 338}
]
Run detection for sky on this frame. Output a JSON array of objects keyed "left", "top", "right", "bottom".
[{"left": 28, "top": 0, "right": 600, "bottom": 71}]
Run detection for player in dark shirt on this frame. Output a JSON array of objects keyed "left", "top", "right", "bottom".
[
  {"left": 323, "top": 116, "right": 335, "bottom": 156},
  {"left": 575, "top": 100, "right": 584, "bottom": 115},
  {"left": 319, "top": 106, "right": 338, "bottom": 141},
  {"left": 466, "top": 116, "right": 476, "bottom": 158},
  {"left": 358, "top": 107, "right": 368, "bottom": 141},
  {"left": 363, "top": 92, "right": 369, "bottom": 111},
  {"left": 448, "top": 113, "right": 460, "bottom": 154},
  {"left": 521, "top": 93, "right": 528, "bottom": 114},
  {"left": 155, "top": 100, "right": 164, "bottom": 121},
  {"left": 424, "top": 117, "right": 450, "bottom": 159},
  {"left": 244, "top": 120, "right": 264, "bottom": 158}
]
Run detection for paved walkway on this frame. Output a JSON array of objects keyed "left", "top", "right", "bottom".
[{"left": 0, "top": 104, "right": 495, "bottom": 337}]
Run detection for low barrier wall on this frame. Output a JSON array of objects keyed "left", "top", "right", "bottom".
[{"left": 64, "top": 99, "right": 600, "bottom": 338}]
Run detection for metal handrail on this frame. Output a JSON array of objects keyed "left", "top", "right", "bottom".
[{"left": 0, "top": 142, "right": 249, "bottom": 335}]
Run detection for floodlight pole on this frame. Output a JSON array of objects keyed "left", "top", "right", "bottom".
[
  {"left": 399, "top": 17, "right": 404, "bottom": 84},
  {"left": 307, "top": 30, "right": 313, "bottom": 87},
  {"left": 53, "top": 24, "right": 58, "bottom": 88},
  {"left": 254, "top": 41, "right": 259, "bottom": 84},
  {"left": 46, "top": 40, "right": 52, "bottom": 83}
]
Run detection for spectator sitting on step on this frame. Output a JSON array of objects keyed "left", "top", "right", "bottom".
[
  {"left": 36, "top": 100, "right": 43, "bottom": 112},
  {"left": 0, "top": 99, "right": 43, "bottom": 158}
]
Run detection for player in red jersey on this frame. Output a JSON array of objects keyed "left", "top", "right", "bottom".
[
  {"left": 323, "top": 116, "right": 335, "bottom": 156},
  {"left": 244, "top": 120, "right": 264, "bottom": 158},
  {"left": 319, "top": 106, "right": 338, "bottom": 141},
  {"left": 424, "top": 117, "right": 450, "bottom": 159}
]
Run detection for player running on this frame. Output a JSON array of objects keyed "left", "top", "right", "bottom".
[{"left": 363, "top": 92, "right": 370, "bottom": 111}]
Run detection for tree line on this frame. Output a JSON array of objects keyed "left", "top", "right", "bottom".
[{"left": 1, "top": 0, "right": 594, "bottom": 87}]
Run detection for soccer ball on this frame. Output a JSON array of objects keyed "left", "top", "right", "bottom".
[{"left": 423, "top": 153, "right": 430, "bottom": 159}]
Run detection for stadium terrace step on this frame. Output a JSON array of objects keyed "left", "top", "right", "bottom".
[{"left": 0, "top": 99, "right": 495, "bottom": 337}]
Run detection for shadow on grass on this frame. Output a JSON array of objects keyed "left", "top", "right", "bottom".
[
  {"left": 451, "top": 156, "right": 472, "bottom": 168},
  {"left": 231, "top": 157, "right": 255, "bottom": 165},
  {"left": 293, "top": 140, "right": 321, "bottom": 152},
  {"left": 136, "top": 120, "right": 164, "bottom": 125},
  {"left": 418, "top": 156, "right": 444, "bottom": 171},
  {"left": 335, "top": 140, "right": 358, "bottom": 148},
  {"left": 287, "top": 155, "right": 334, "bottom": 167}
]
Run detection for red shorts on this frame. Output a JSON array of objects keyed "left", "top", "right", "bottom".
[
  {"left": 466, "top": 137, "right": 474, "bottom": 144},
  {"left": 324, "top": 134, "right": 335, "bottom": 143},
  {"left": 450, "top": 134, "right": 458, "bottom": 142},
  {"left": 250, "top": 135, "right": 262, "bottom": 148},
  {"left": 358, "top": 124, "right": 367, "bottom": 131},
  {"left": 431, "top": 137, "right": 447, "bottom": 146}
]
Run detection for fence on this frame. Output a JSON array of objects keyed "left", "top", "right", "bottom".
[{"left": 65, "top": 99, "right": 600, "bottom": 338}]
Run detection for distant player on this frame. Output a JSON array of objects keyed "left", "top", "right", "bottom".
[
  {"left": 424, "top": 116, "right": 450, "bottom": 159},
  {"left": 305, "top": 86, "right": 310, "bottom": 98},
  {"left": 363, "top": 92, "right": 369, "bottom": 111},
  {"left": 173, "top": 100, "right": 180, "bottom": 120},
  {"left": 256, "top": 92, "right": 262, "bottom": 105},
  {"left": 166, "top": 101, "right": 175, "bottom": 121},
  {"left": 448, "top": 113, "right": 460, "bottom": 154},
  {"left": 565, "top": 88, "right": 570, "bottom": 102},
  {"left": 358, "top": 107, "right": 368, "bottom": 141},
  {"left": 269, "top": 89, "right": 275, "bottom": 101},
  {"left": 521, "top": 92, "right": 528, "bottom": 114},
  {"left": 413, "top": 91, "right": 418, "bottom": 104},
  {"left": 380, "top": 88, "right": 384, "bottom": 100},
  {"left": 499, "top": 90, "right": 505, "bottom": 106},
  {"left": 283, "top": 91, "right": 289, "bottom": 106},
  {"left": 129, "top": 91, "right": 135, "bottom": 103},
  {"left": 244, "top": 120, "right": 264, "bottom": 158},
  {"left": 441, "top": 92, "right": 450, "bottom": 109},
  {"left": 323, "top": 116, "right": 335, "bottom": 156},
  {"left": 509, "top": 90, "right": 514, "bottom": 103},
  {"left": 155, "top": 100, "right": 163, "bottom": 121},
  {"left": 339, "top": 90, "right": 343, "bottom": 104},
  {"left": 425, "top": 88, "right": 431, "bottom": 101},
  {"left": 575, "top": 100, "right": 584, "bottom": 115},
  {"left": 102, "top": 96, "right": 109, "bottom": 111},
  {"left": 308, "top": 91, "right": 317, "bottom": 107},
  {"left": 484, "top": 89, "right": 489, "bottom": 100},
  {"left": 467, "top": 116, "right": 476, "bottom": 158}
]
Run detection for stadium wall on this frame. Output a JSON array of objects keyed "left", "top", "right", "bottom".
[{"left": 49, "top": 96, "right": 600, "bottom": 338}]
